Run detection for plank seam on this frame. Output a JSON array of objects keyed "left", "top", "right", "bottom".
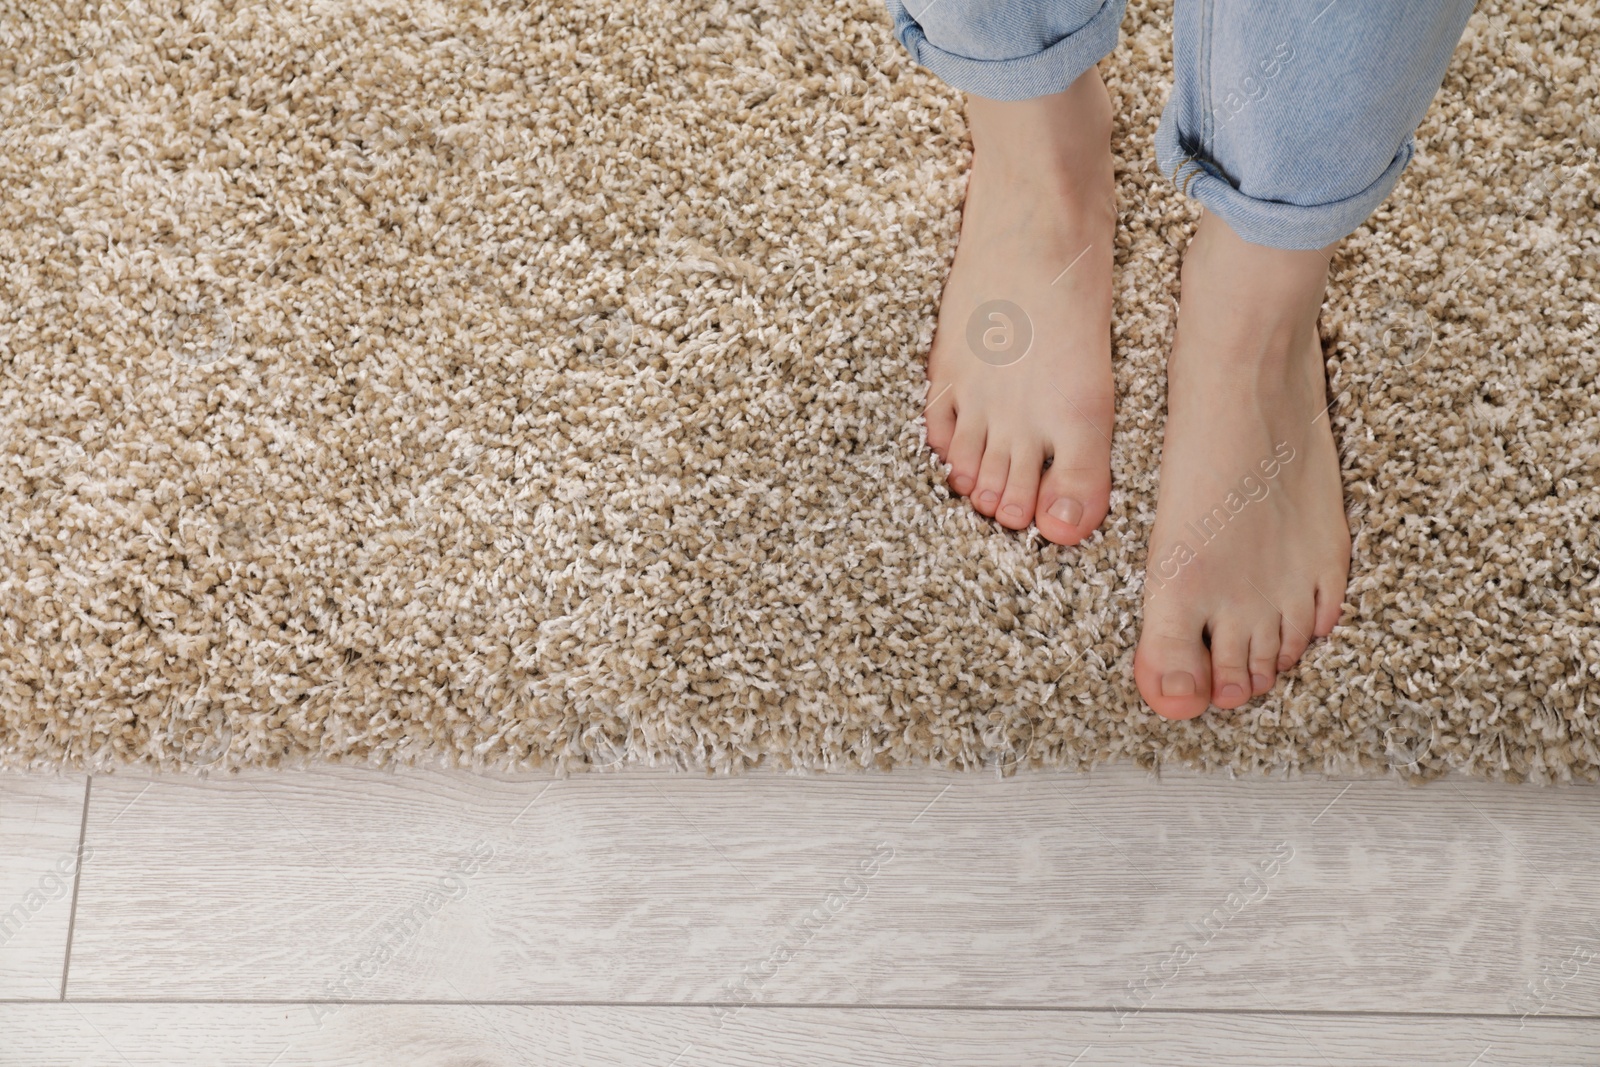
[
  {"left": 57, "top": 775, "right": 93, "bottom": 1001},
  {"left": 10, "top": 1001, "right": 1599, "bottom": 1021}
]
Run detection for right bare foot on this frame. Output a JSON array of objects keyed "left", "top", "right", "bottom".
[
  {"left": 923, "top": 69, "right": 1116, "bottom": 545},
  {"left": 1134, "top": 214, "right": 1352, "bottom": 719}
]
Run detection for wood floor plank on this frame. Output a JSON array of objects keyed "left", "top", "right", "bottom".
[
  {"left": 1, "top": 1004, "right": 1595, "bottom": 1066},
  {"left": 67, "top": 765, "right": 1600, "bottom": 1017},
  {"left": 0, "top": 775, "right": 87, "bottom": 1000}
]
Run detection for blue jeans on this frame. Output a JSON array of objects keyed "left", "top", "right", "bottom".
[{"left": 884, "top": 0, "right": 1476, "bottom": 249}]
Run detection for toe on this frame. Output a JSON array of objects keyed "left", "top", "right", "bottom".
[
  {"left": 1207, "top": 620, "right": 1253, "bottom": 710},
  {"left": 1135, "top": 611, "right": 1214, "bottom": 720},
  {"left": 944, "top": 412, "right": 986, "bottom": 499},
  {"left": 971, "top": 438, "right": 1010, "bottom": 518},
  {"left": 995, "top": 441, "right": 1043, "bottom": 531},
  {"left": 1276, "top": 594, "right": 1316, "bottom": 673},
  {"left": 924, "top": 382, "right": 958, "bottom": 459},
  {"left": 1249, "top": 616, "right": 1282, "bottom": 696},
  {"left": 1035, "top": 448, "right": 1110, "bottom": 547}
]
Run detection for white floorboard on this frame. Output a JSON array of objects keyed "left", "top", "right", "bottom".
[
  {"left": 0, "top": 775, "right": 87, "bottom": 1000},
  {"left": 1, "top": 1004, "right": 1596, "bottom": 1066},
  {"left": 62, "top": 765, "right": 1600, "bottom": 1018}
]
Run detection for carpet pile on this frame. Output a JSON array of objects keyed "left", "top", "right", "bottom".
[{"left": 2, "top": 0, "right": 1596, "bottom": 781}]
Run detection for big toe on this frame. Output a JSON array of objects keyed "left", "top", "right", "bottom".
[
  {"left": 943, "top": 407, "right": 987, "bottom": 500},
  {"left": 1035, "top": 446, "right": 1110, "bottom": 546},
  {"left": 1135, "top": 612, "right": 1213, "bottom": 720}
]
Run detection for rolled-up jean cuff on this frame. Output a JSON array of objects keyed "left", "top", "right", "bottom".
[
  {"left": 1153, "top": 123, "right": 1417, "bottom": 250},
  {"left": 886, "top": 0, "right": 1125, "bottom": 102}
]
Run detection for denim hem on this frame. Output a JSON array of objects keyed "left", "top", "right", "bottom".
[
  {"left": 886, "top": 0, "right": 1125, "bottom": 102},
  {"left": 1153, "top": 120, "right": 1417, "bottom": 250}
]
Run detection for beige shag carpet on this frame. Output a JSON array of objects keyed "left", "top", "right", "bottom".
[{"left": 2, "top": 0, "right": 1597, "bottom": 781}]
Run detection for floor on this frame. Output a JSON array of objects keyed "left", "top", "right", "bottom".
[{"left": 1, "top": 763, "right": 1598, "bottom": 1065}]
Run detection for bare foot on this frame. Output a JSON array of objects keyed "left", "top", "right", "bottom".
[
  {"left": 924, "top": 68, "right": 1116, "bottom": 544},
  {"left": 1135, "top": 213, "right": 1352, "bottom": 719}
]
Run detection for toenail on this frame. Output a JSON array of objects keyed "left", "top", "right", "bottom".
[
  {"left": 1252, "top": 673, "right": 1272, "bottom": 692},
  {"left": 951, "top": 475, "right": 973, "bottom": 493},
  {"left": 978, "top": 490, "right": 999, "bottom": 508},
  {"left": 1048, "top": 497, "right": 1084, "bottom": 525},
  {"left": 1160, "top": 671, "right": 1195, "bottom": 697},
  {"left": 1002, "top": 503, "right": 1024, "bottom": 519},
  {"left": 1220, "top": 684, "right": 1244, "bottom": 700}
]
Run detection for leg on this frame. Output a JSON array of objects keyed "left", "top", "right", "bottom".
[
  {"left": 887, "top": 0, "right": 1126, "bottom": 543},
  {"left": 1135, "top": 0, "right": 1476, "bottom": 718}
]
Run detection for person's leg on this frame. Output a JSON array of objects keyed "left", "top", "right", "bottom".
[
  {"left": 888, "top": 0, "right": 1126, "bottom": 543},
  {"left": 1134, "top": 0, "right": 1476, "bottom": 719}
]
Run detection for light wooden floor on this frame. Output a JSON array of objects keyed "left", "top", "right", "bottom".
[{"left": 2, "top": 763, "right": 1598, "bottom": 1065}]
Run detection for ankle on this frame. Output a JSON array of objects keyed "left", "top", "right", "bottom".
[
  {"left": 965, "top": 70, "right": 1113, "bottom": 185},
  {"left": 1183, "top": 212, "right": 1333, "bottom": 297}
]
